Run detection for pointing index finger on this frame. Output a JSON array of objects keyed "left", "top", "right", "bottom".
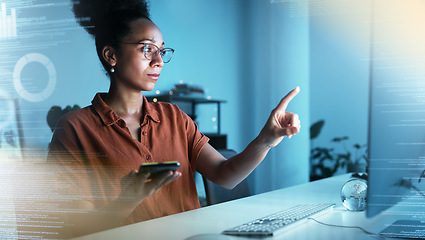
[{"left": 276, "top": 86, "right": 300, "bottom": 111}]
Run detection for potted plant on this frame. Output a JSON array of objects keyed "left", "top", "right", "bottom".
[
  {"left": 47, "top": 105, "right": 80, "bottom": 132},
  {"left": 310, "top": 120, "right": 368, "bottom": 181},
  {"left": 332, "top": 136, "right": 368, "bottom": 173}
]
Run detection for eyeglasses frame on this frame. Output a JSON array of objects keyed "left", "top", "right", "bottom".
[{"left": 116, "top": 42, "right": 175, "bottom": 63}]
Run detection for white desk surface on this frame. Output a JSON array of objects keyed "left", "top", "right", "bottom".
[{"left": 72, "top": 174, "right": 406, "bottom": 240}]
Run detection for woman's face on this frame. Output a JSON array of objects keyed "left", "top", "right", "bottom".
[{"left": 112, "top": 18, "right": 165, "bottom": 92}]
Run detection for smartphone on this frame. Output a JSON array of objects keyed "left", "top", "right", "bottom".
[{"left": 139, "top": 161, "right": 181, "bottom": 174}]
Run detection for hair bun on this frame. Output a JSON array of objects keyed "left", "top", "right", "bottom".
[{"left": 72, "top": 0, "right": 150, "bottom": 37}]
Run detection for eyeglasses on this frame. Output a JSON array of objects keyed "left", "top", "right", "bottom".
[{"left": 118, "top": 42, "right": 174, "bottom": 63}]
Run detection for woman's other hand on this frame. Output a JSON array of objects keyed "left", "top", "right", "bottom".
[{"left": 119, "top": 169, "right": 181, "bottom": 205}]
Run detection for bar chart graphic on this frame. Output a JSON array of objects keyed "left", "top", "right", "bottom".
[{"left": 0, "top": 2, "right": 17, "bottom": 38}]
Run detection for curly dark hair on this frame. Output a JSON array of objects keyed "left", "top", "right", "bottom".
[{"left": 72, "top": 0, "right": 151, "bottom": 74}]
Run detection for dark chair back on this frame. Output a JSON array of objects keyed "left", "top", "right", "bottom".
[{"left": 202, "top": 149, "right": 251, "bottom": 205}]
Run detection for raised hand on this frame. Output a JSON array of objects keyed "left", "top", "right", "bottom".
[{"left": 258, "top": 87, "right": 301, "bottom": 148}]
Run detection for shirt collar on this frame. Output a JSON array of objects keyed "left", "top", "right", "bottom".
[
  {"left": 142, "top": 95, "right": 160, "bottom": 124},
  {"left": 92, "top": 93, "right": 160, "bottom": 126}
]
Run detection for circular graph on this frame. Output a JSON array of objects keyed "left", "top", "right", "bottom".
[{"left": 13, "top": 53, "right": 56, "bottom": 102}]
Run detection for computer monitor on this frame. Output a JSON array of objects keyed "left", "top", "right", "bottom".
[
  {"left": 366, "top": 0, "right": 425, "bottom": 237},
  {"left": 366, "top": 54, "right": 425, "bottom": 237},
  {"left": 366, "top": 67, "right": 425, "bottom": 218}
]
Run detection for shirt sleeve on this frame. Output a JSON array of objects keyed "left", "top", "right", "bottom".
[
  {"left": 180, "top": 110, "right": 209, "bottom": 173},
  {"left": 47, "top": 116, "right": 96, "bottom": 203}
]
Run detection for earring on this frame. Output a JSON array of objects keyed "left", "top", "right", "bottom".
[{"left": 110, "top": 67, "right": 115, "bottom": 73}]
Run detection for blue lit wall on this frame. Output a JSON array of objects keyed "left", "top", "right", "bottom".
[
  {"left": 309, "top": 1, "right": 371, "bottom": 159},
  {"left": 151, "top": 0, "right": 312, "bottom": 193},
  {"left": 149, "top": 0, "right": 244, "bottom": 149}
]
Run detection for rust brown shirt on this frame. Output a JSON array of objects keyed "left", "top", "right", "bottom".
[{"left": 47, "top": 93, "right": 209, "bottom": 225}]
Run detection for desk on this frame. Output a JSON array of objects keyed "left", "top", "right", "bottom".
[{"left": 72, "top": 174, "right": 405, "bottom": 240}]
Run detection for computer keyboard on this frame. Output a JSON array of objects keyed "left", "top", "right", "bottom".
[{"left": 222, "top": 203, "right": 336, "bottom": 237}]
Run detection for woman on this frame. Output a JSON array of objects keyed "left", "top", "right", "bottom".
[{"left": 48, "top": 0, "right": 300, "bottom": 237}]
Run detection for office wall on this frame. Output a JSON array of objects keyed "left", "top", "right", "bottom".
[
  {"left": 148, "top": 0, "right": 243, "bottom": 151},
  {"left": 308, "top": 1, "right": 371, "bottom": 162},
  {"left": 240, "top": 0, "right": 311, "bottom": 194},
  {"left": 150, "top": 0, "right": 311, "bottom": 194}
]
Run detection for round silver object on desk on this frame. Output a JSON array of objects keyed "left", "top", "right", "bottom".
[{"left": 340, "top": 178, "right": 367, "bottom": 211}]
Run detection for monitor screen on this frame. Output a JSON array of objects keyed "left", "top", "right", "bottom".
[{"left": 366, "top": 0, "right": 425, "bottom": 220}]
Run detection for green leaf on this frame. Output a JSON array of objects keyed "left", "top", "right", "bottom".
[
  {"left": 322, "top": 167, "right": 332, "bottom": 177},
  {"left": 310, "top": 120, "right": 325, "bottom": 140},
  {"left": 312, "top": 152, "right": 321, "bottom": 159},
  {"left": 71, "top": 104, "right": 81, "bottom": 111},
  {"left": 63, "top": 106, "right": 72, "bottom": 112}
]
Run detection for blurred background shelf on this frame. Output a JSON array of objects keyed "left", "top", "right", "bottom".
[{"left": 146, "top": 94, "right": 227, "bottom": 149}]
